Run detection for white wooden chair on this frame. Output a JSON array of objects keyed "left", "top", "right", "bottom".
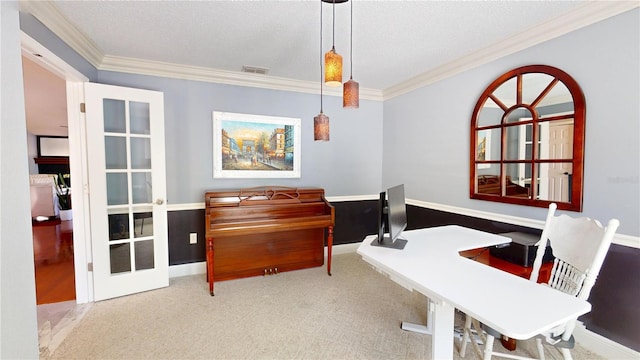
[{"left": 459, "top": 203, "right": 620, "bottom": 360}]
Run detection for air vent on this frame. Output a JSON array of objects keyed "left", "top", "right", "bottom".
[{"left": 241, "top": 66, "right": 269, "bottom": 75}]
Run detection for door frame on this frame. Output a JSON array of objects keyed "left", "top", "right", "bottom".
[{"left": 21, "top": 32, "right": 93, "bottom": 303}]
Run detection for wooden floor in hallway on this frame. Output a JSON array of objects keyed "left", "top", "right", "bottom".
[{"left": 32, "top": 218, "right": 75, "bottom": 305}]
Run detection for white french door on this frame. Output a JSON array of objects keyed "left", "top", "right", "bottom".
[{"left": 84, "top": 83, "right": 168, "bottom": 301}]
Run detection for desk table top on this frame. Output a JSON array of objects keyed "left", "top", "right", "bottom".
[{"left": 357, "top": 225, "right": 591, "bottom": 339}]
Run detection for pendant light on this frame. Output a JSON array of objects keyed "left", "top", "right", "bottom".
[
  {"left": 315, "top": 0, "right": 330, "bottom": 141},
  {"left": 324, "top": 0, "right": 342, "bottom": 87},
  {"left": 343, "top": 0, "right": 359, "bottom": 108}
]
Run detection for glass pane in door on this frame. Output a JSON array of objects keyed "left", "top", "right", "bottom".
[
  {"left": 133, "top": 209, "right": 153, "bottom": 238},
  {"left": 130, "top": 137, "right": 151, "bottom": 169},
  {"left": 110, "top": 243, "right": 131, "bottom": 274},
  {"left": 134, "top": 240, "right": 155, "bottom": 270},
  {"left": 104, "top": 99, "right": 126, "bottom": 133},
  {"left": 108, "top": 212, "right": 130, "bottom": 241},
  {"left": 102, "top": 99, "right": 158, "bottom": 276},
  {"left": 132, "top": 173, "right": 152, "bottom": 204},
  {"left": 130, "top": 101, "right": 150, "bottom": 135},
  {"left": 106, "top": 173, "right": 129, "bottom": 205},
  {"left": 105, "top": 136, "right": 127, "bottom": 169}
]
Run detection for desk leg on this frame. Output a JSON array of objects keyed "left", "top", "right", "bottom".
[
  {"left": 400, "top": 299, "right": 455, "bottom": 359},
  {"left": 431, "top": 300, "right": 455, "bottom": 360},
  {"left": 401, "top": 300, "right": 433, "bottom": 335}
]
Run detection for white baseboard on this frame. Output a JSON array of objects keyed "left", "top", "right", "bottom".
[
  {"left": 573, "top": 322, "right": 639, "bottom": 360},
  {"left": 169, "top": 261, "right": 206, "bottom": 278}
]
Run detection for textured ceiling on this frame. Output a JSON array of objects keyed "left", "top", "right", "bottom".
[
  {"left": 51, "top": 0, "right": 586, "bottom": 90},
  {"left": 24, "top": 1, "right": 636, "bottom": 136}
]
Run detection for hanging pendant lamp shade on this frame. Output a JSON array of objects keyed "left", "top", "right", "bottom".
[
  {"left": 343, "top": 0, "right": 359, "bottom": 108},
  {"left": 325, "top": 48, "right": 342, "bottom": 87},
  {"left": 314, "top": 112, "right": 330, "bottom": 141},
  {"left": 324, "top": 0, "right": 342, "bottom": 87},
  {"left": 343, "top": 78, "right": 359, "bottom": 108}
]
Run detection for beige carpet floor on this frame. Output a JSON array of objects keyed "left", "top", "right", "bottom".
[{"left": 46, "top": 252, "right": 604, "bottom": 359}]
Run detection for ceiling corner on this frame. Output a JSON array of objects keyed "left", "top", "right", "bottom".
[
  {"left": 382, "top": 1, "right": 640, "bottom": 101},
  {"left": 20, "top": 0, "right": 104, "bottom": 68}
]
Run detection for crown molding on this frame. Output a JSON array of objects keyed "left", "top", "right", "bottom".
[
  {"left": 100, "top": 55, "right": 384, "bottom": 101},
  {"left": 19, "top": 1, "right": 383, "bottom": 100},
  {"left": 383, "top": 1, "right": 640, "bottom": 100},
  {"left": 19, "top": 0, "right": 104, "bottom": 68},
  {"left": 20, "top": 1, "right": 637, "bottom": 102}
]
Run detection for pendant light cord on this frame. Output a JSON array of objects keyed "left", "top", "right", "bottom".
[
  {"left": 349, "top": 0, "right": 353, "bottom": 78},
  {"left": 320, "top": 0, "right": 324, "bottom": 111},
  {"left": 332, "top": 0, "right": 336, "bottom": 50}
]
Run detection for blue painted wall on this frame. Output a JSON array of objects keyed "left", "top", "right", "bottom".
[
  {"left": 96, "top": 71, "right": 383, "bottom": 203},
  {"left": 384, "top": 9, "right": 640, "bottom": 237},
  {"left": 13, "top": 4, "right": 640, "bottom": 354}
]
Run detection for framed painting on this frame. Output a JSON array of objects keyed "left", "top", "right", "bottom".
[{"left": 213, "top": 112, "right": 301, "bottom": 178}]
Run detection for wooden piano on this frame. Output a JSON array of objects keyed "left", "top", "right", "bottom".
[{"left": 205, "top": 186, "right": 335, "bottom": 296}]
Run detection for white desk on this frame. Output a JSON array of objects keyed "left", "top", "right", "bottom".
[{"left": 357, "top": 226, "right": 591, "bottom": 360}]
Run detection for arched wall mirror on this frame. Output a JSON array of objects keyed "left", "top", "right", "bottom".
[{"left": 470, "top": 65, "right": 585, "bottom": 211}]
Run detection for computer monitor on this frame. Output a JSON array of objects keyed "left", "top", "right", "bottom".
[{"left": 371, "top": 184, "right": 408, "bottom": 250}]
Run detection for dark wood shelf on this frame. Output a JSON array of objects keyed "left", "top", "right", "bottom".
[{"left": 34, "top": 157, "right": 69, "bottom": 165}]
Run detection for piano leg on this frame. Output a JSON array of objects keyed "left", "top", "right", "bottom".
[
  {"left": 327, "top": 226, "right": 333, "bottom": 276},
  {"left": 207, "top": 237, "right": 215, "bottom": 296}
]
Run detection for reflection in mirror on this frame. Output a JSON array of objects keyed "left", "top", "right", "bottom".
[
  {"left": 470, "top": 65, "right": 585, "bottom": 211},
  {"left": 493, "top": 77, "right": 517, "bottom": 108},
  {"left": 504, "top": 163, "right": 532, "bottom": 199},
  {"left": 521, "top": 73, "right": 556, "bottom": 104},
  {"left": 505, "top": 124, "right": 533, "bottom": 161},
  {"left": 477, "top": 98, "right": 502, "bottom": 127},
  {"left": 505, "top": 107, "right": 532, "bottom": 124},
  {"left": 538, "top": 118, "right": 574, "bottom": 160},
  {"left": 475, "top": 128, "right": 501, "bottom": 162},
  {"left": 537, "top": 163, "right": 573, "bottom": 202},
  {"left": 476, "top": 164, "right": 500, "bottom": 195}
]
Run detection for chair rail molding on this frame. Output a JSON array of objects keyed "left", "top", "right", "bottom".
[
  {"left": 406, "top": 199, "right": 638, "bottom": 249},
  {"left": 167, "top": 197, "right": 638, "bottom": 249}
]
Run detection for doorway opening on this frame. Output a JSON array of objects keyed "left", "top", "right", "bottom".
[{"left": 23, "top": 54, "right": 76, "bottom": 305}]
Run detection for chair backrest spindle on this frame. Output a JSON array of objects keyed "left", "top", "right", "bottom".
[{"left": 530, "top": 203, "right": 619, "bottom": 302}]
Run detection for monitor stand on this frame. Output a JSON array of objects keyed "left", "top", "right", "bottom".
[{"left": 371, "top": 235, "right": 407, "bottom": 250}]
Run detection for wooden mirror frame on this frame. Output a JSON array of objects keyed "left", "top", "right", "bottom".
[{"left": 470, "top": 65, "right": 585, "bottom": 211}]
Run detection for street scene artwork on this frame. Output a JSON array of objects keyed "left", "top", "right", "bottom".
[{"left": 213, "top": 112, "right": 301, "bottom": 178}]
